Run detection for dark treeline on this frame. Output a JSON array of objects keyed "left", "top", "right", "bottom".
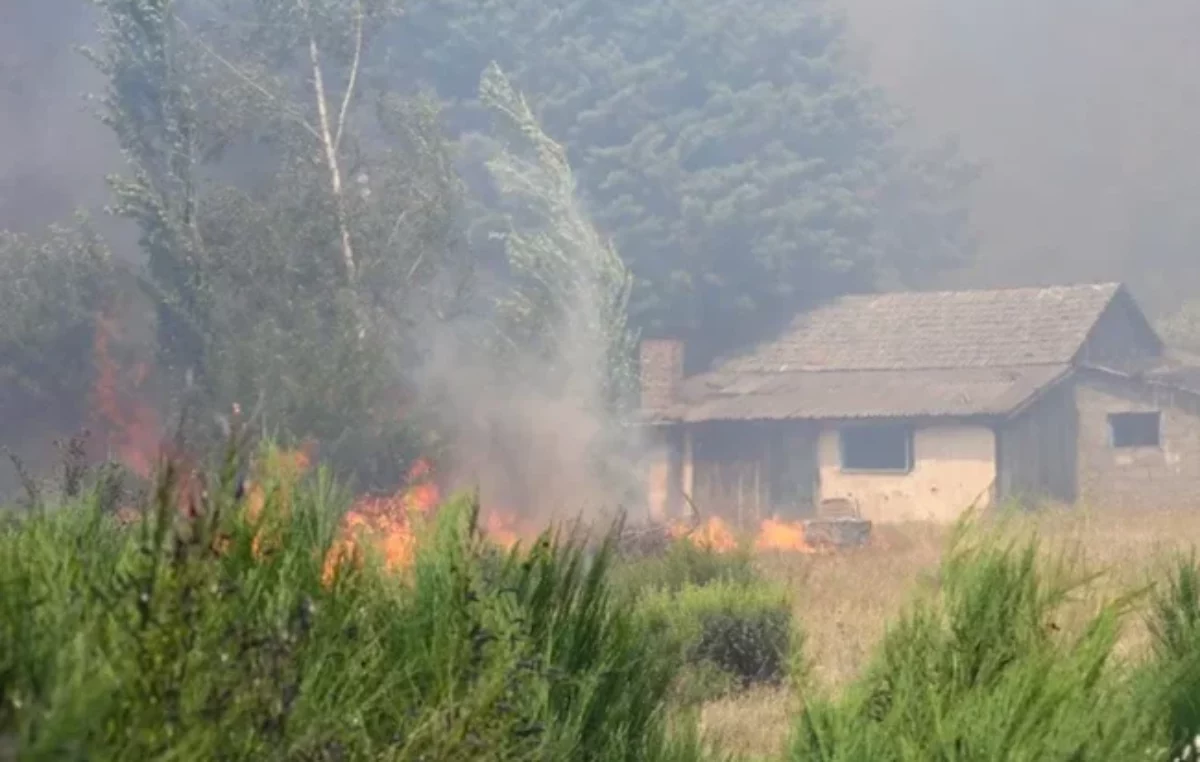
[
  {"left": 388, "top": 0, "right": 978, "bottom": 367},
  {"left": 0, "top": 0, "right": 978, "bottom": 489},
  {"left": 41, "top": 0, "right": 1200, "bottom": 494}
]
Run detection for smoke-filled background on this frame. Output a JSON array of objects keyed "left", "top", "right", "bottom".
[
  {"left": 840, "top": 0, "right": 1200, "bottom": 308},
  {"left": 1, "top": 0, "right": 112, "bottom": 232},
  {"left": 4, "top": 0, "right": 1200, "bottom": 511}
]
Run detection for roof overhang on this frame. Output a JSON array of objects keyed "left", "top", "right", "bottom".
[{"left": 639, "top": 364, "right": 1074, "bottom": 424}]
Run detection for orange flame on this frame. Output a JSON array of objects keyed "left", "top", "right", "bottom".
[
  {"left": 755, "top": 517, "right": 814, "bottom": 553},
  {"left": 480, "top": 509, "right": 525, "bottom": 551},
  {"left": 670, "top": 515, "right": 817, "bottom": 555},
  {"left": 323, "top": 458, "right": 442, "bottom": 580},
  {"left": 91, "top": 312, "right": 160, "bottom": 477}
]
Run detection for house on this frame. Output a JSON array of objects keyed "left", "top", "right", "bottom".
[{"left": 639, "top": 282, "right": 1200, "bottom": 525}]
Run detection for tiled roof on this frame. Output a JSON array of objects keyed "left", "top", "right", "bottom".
[
  {"left": 665, "top": 365, "right": 1071, "bottom": 422},
  {"left": 711, "top": 283, "right": 1121, "bottom": 373},
  {"left": 662, "top": 283, "right": 1126, "bottom": 422}
]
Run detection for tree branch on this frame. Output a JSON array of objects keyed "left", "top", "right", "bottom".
[
  {"left": 298, "top": 0, "right": 357, "bottom": 284},
  {"left": 177, "top": 19, "right": 321, "bottom": 142},
  {"left": 334, "top": 0, "right": 364, "bottom": 154}
]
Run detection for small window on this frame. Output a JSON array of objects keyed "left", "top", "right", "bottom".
[
  {"left": 1108, "top": 412, "right": 1161, "bottom": 448},
  {"left": 839, "top": 424, "right": 913, "bottom": 472}
]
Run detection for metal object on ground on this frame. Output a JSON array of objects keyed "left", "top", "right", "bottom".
[
  {"left": 802, "top": 517, "right": 872, "bottom": 549},
  {"left": 800, "top": 496, "right": 873, "bottom": 550}
]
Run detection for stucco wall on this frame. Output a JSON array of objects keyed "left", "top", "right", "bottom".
[
  {"left": 817, "top": 424, "right": 996, "bottom": 522},
  {"left": 1076, "top": 379, "right": 1200, "bottom": 507}
]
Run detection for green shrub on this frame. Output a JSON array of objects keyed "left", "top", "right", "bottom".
[
  {"left": 788, "top": 531, "right": 1155, "bottom": 761},
  {"left": 1139, "top": 553, "right": 1200, "bottom": 761},
  {"left": 638, "top": 580, "right": 796, "bottom": 704},
  {"left": 0, "top": 443, "right": 715, "bottom": 762},
  {"left": 612, "top": 538, "right": 758, "bottom": 599}
]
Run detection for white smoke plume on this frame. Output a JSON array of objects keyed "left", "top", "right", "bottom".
[{"left": 415, "top": 63, "right": 645, "bottom": 530}]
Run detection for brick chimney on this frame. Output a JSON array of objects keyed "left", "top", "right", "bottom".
[{"left": 639, "top": 338, "right": 684, "bottom": 412}]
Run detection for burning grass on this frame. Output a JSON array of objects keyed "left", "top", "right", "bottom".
[
  {"left": 0, "top": 444, "right": 717, "bottom": 761},
  {"left": 7, "top": 436, "right": 1200, "bottom": 761}
]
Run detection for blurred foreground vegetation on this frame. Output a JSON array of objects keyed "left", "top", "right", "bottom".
[{"left": 4, "top": 442, "right": 1200, "bottom": 761}]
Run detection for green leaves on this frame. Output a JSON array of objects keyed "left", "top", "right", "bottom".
[
  {"left": 395, "top": 0, "right": 979, "bottom": 362},
  {"left": 479, "top": 62, "right": 638, "bottom": 414},
  {"left": 788, "top": 532, "right": 1154, "bottom": 762},
  {"left": 83, "top": 0, "right": 471, "bottom": 487},
  {"left": 0, "top": 218, "right": 120, "bottom": 426},
  {"left": 0, "top": 454, "right": 703, "bottom": 761}
]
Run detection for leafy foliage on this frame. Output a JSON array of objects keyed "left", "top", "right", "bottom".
[
  {"left": 612, "top": 537, "right": 758, "bottom": 598},
  {"left": 0, "top": 444, "right": 713, "bottom": 761},
  {"left": 638, "top": 580, "right": 796, "bottom": 705},
  {"left": 0, "top": 218, "right": 121, "bottom": 429},
  {"left": 1140, "top": 554, "right": 1200, "bottom": 761},
  {"left": 83, "top": 0, "right": 471, "bottom": 486},
  {"left": 479, "top": 62, "right": 638, "bottom": 411},
  {"left": 394, "top": 0, "right": 978, "bottom": 363},
  {"left": 788, "top": 533, "right": 1155, "bottom": 761}
]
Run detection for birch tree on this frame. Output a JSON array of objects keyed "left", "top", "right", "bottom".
[{"left": 86, "top": 0, "right": 468, "bottom": 487}]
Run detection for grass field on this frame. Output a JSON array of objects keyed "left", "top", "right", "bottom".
[
  {"left": 5, "top": 442, "right": 1200, "bottom": 761},
  {"left": 702, "top": 506, "right": 1200, "bottom": 759}
]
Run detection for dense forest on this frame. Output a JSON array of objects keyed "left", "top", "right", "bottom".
[
  {"left": 0, "top": 0, "right": 977, "bottom": 491},
  {"left": 4, "top": 0, "right": 1200, "bottom": 492}
]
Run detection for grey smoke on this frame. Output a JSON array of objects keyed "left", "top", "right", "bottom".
[{"left": 840, "top": 0, "right": 1200, "bottom": 312}]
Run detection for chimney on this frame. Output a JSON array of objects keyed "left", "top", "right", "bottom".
[{"left": 639, "top": 338, "right": 685, "bottom": 412}]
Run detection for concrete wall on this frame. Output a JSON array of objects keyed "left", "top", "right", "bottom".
[
  {"left": 817, "top": 424, "right": 996, "bottom": 522},
  {"left": 1076, "top": 377, "right": 1200, "bottom": 507}
]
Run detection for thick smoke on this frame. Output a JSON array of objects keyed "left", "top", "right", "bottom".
[
  {"left": 10, "top": 0, "right": 1200, "bottom": 307},
  {"left": 839, "top": 0, "right": 1200, "bottom": 312},
  {"left": 10, "top": 0, "right": 1200, "bottom": 507},
  {"left": 413, "top": 65, "right": 646, "bottom": 529},
  {"left": 0, "top": 0, "right": 118, "bottom": 234}
]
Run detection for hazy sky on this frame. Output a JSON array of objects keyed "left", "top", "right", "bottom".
[
  {"left": 0, "top": 0, "right": 114, "bottom": 233},
  {"left": 841, "top": 0, "right": 1200, "bottom": 308}
]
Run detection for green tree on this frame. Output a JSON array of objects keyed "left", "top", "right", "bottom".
[
  {"left": 0, "top": 218, "right": 121, "bottom": 436},
  {"left": 394, "top": 0, "right": 978, "bottom": 364},
  {"left": 479, "top": 62, "right": 638, "bottom": 413},
  {"left": 85, "top": 0, "right": 470, "bottom": 487}
]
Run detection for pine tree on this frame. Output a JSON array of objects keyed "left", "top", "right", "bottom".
[{"left": 394, "top": 0, "right": 978, "bottom": 364}]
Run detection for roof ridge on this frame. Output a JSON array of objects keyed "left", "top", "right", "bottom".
[
  {"left": 698, "top": 360, "right": 1073, "bottom": 376},
  {"left": 830, "top": 281, "right": 1122, "bottom": 301}
]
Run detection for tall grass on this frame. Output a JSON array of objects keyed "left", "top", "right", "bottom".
[
  {"left": 0, "top": 441, "right": 714, "bottom": 761},
  {"left": 787, "top": 523, "right": 1167, "bottom": 761},
  {"left": 1142, "top": 553, "right": 1200, "bottom": 761},
  {"left": 12, "top": 438, "right": 1200, "bottom": 762}
]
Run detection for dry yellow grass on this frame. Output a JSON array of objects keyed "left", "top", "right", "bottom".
[{"left": 700, "top": 505, "right": 1200, "bottom": 758}]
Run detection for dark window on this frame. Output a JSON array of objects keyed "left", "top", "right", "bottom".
[
  {"left": 839, "top": 424, "right": 913, "bottom": 472},
  {"left": 1108, "top": 412, "right": 1161, "bottom": 448}
]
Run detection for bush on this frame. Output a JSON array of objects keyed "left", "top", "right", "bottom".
[
  {"left": 638, "top": 580, "right": 796, "bottom": 704},
  {"left": 0, "top": 443, "right": 715, "bottom": 762},
  {"left": 612, "top": 537, "right": 758, "bottom": 599},
  {"left": 787, "top": 531, "right": 1155, "bottom": 761},
  {"left": 1139, "top": 553, "right": 1200, "bottom": 761}
]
